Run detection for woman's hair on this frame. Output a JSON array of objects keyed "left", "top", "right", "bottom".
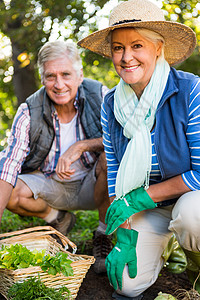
[{"left": 37, "top": 40, "right": 83, "bottom": 81}]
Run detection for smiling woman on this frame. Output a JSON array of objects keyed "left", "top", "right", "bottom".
[{"left": 78, "top": 0, "right": 200, "bottom": 299}]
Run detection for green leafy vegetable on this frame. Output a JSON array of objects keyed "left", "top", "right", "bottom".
[
  {"left": 0, "top": 244, "right": 36, "bottom": 270},
  {"left": 7, "top": 277, "right": 71, "bottom": 300},
  {"left": 0, "top": 244, "right": 73, "bottom": 277},
  {"left": 40, "top": 252, "right": 73, "bottom": 277}
]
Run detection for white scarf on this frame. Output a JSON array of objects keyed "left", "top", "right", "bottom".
[{"left": 114, "top": 58, "right": 170, "bottom": 198}]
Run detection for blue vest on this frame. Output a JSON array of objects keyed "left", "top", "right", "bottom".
[{"left": 104, "top": 68, "right": 199, "bottom": 181}]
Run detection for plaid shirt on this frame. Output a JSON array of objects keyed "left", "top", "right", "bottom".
[{"left": 0, "top": 86, "right": 108, "bottom": 187}]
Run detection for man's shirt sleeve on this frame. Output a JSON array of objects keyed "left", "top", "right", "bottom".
[{"left": 0, "top": 103, "right": 30, "bottom": 186}]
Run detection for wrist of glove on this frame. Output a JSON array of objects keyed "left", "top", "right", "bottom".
[
  {"left": 105, "top": 187, "right": 156, "bottom": 235},
  {"left": 105, "top": 228, "right": 138, "bottom": 291}
]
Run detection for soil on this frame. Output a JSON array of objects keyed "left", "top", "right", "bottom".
[{"left": 76, "top": 266, "right": 193, "bottom": 300}]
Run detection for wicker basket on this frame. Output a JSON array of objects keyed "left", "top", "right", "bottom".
[{"left": 0, "top": 226, "right": 95, "bottom": 299}]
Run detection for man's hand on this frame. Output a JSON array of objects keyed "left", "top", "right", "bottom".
[
  {"left": 56, "top": 141, "right": 85, "bottom": 180},
  {"left": 55, "top": 137, "right": 104, "bottom": 180},
  {"left": 105, "top": 228, "right": 138, "bottom": 290}
]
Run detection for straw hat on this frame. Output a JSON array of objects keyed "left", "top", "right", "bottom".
[{"left": 78, "top": 0, "right": 197, "bottom": 65}]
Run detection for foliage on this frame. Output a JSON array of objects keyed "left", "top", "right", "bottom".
[
  {"left": 162, "top": 0, "right": 199, "bottom": 31},
  {"left": 7, "top": 277, "right": 71, "bottom": 300},
  {"left": 162, "top": 0, "right": 200, "bottom": 75},
  {"left": 0, "top": 243, "right": 73, "bottom": 276},
  {"left": 40, "top": 251, "right": 73, "bottom": 276},
  {"left": 82, "top": 51, "right": 119, "bottom": 89},
  {"left": 0, "top": 209, "right": 45, "bottom": 233},
  {"left": 68, "top": 210, "right": 99, "bottom": 252},
  {"left": 0, "top": 243, "right": 36, "bottom": 269},
  {"left": 0, "top": 92, "right": 17, "bottom": 151}
]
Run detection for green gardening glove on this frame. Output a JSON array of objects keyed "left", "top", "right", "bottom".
[
  {"left": 105, "top": 228, "right": 138, "bottom": 291},
  {"left": 105, "top": 187, "right": 156, "bottom": 235}
]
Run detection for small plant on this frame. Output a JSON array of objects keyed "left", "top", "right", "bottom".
[
  {"left": 154, "top": 292, "right": 177, "bottom": 299},
  {"left": 174, "top": 288, "right": 200, "bottom": 300},
  {"left": 7, "top": 277, "right": 71, "bottom": 300}
]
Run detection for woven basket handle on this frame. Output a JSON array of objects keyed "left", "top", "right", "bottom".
[{"left": 0, "top": 226, "right": 77, "bottom": 253}]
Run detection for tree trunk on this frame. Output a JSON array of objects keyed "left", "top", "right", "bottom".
[{"left": 11, "top": 41, "right": 38, "bottom": 106}]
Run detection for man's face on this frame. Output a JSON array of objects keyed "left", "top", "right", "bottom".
[{"left": 43, "top": 56, "right": 83, "bottom": 107}]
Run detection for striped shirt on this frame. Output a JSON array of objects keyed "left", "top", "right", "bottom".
[
  {"left": 101, "top": 79, "right": 200, "bottom": 197},
  {"left": 0, "top": 86, "right": 108, "bottom": 187}
]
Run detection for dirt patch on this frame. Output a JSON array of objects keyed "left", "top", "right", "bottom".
[
  {"left": 75, "top": 241, "right": 193, "bottom": 299},
  {"left": 76, "top": 266, "right": 193, "bottom": 300}
]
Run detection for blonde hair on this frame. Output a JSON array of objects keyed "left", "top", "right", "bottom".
[{"left": 37, "top": 40, "right": 82, "bottom": 81}]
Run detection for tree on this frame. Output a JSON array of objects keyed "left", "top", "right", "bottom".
[
  {"left": 0, "top": 0, "right": 111, "bottom": 106},
  {"left": 162, "top": 0, "right": 200, "bottom": 74}
]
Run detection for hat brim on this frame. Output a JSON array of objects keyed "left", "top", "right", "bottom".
[{"left": 78, "top": 21, "right": 197, "bottom": 66}]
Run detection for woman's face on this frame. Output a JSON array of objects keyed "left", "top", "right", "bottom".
[{"left": 111, "top": 28, "right": 162, "bottom": 98}]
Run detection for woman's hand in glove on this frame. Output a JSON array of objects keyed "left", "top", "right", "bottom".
[
  {"left": 105, "top": 187, "right": 156, "bottom": 235},
  {"left": 105, "top": 228, "right": 138, "bottom": 290}
]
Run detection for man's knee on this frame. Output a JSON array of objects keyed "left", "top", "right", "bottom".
[
  {"left": 7, "top": 187, "right": 20, "bottom": 211},
  {"left": 7, "top": 179, "right": 31, "bottom": 211}
]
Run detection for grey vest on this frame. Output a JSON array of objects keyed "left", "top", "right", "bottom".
[{"left": 21, "top": 78, "right": 103, "bottom": 173}]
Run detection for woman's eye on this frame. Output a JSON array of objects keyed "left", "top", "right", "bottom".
[
  {"left": 133, "top": 44, "right": 142, "bottom": 49},
  {"left": 112, "top": 45, "right": 123, "bottom": 52}
]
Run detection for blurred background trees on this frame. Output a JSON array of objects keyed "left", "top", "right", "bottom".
[{"left": 0, "top": 0, "right": 199, "bottom": 150}]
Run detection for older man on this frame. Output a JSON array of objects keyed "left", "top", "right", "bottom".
[{"left": 0, "top": 40, "right": 112, "bottom": 273}]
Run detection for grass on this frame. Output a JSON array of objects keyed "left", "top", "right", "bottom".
[
  {"left": 0, "top": 209, "right": 99, "bottom": 254},
  {"left": 0, "top": 210, "right": 46, "bottom": 233}
]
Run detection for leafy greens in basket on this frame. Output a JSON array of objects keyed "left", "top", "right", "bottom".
[{"left": 0, "top": 243, "right": 73, "bottom": 276}]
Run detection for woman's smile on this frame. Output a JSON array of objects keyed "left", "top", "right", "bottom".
[{"left": 122, "top": 65, "right": 140, "bottom": 71}]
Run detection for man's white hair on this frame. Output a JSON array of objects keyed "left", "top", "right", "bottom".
[{"left": 37, "top": 40, "right": 83, "bottom": 82}]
